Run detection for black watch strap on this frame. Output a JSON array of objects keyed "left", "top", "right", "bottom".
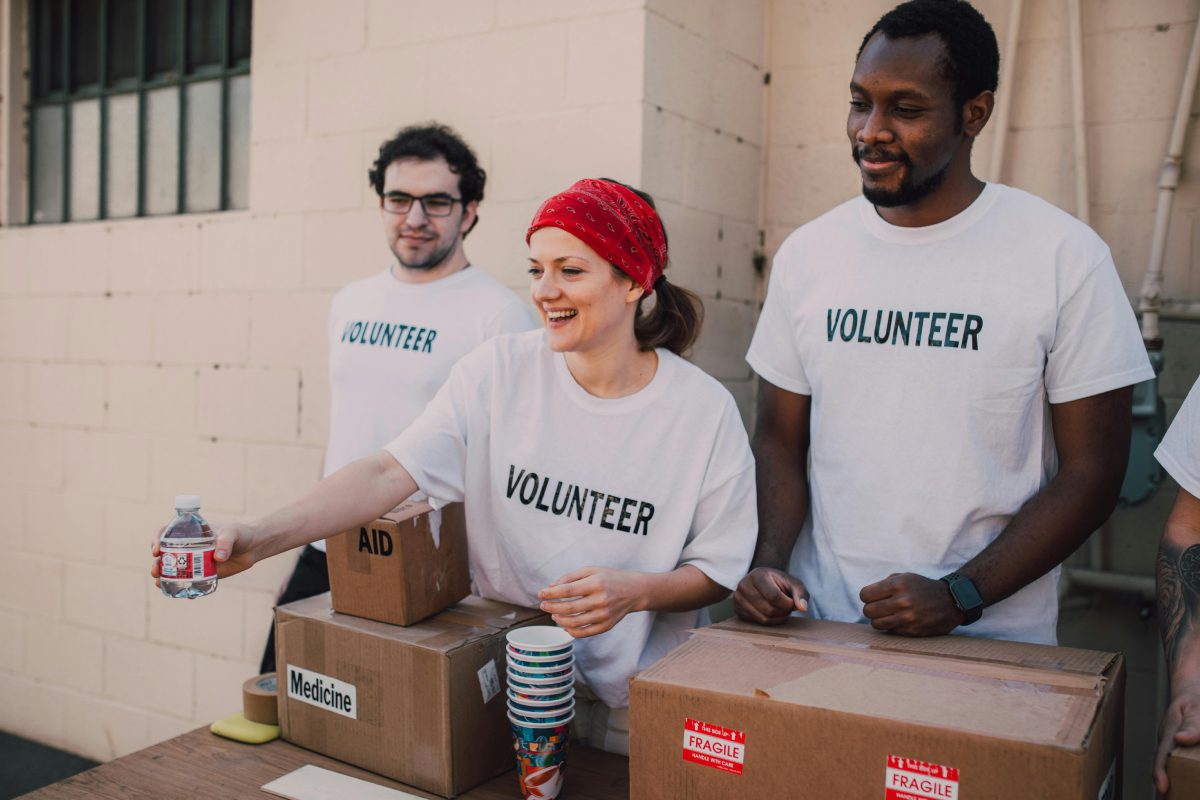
[{"left": 940, "top": 572, "right": 983, "bottom": 625}]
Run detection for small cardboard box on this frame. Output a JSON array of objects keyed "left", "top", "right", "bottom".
[
  {"left": 326, "top": 500, "right": 470, "bottom": 626},
  {"left": 276, "top": 592, "right": 547, "bottom": 797},
  {"left": 630, "top": 617, "right": 1124, "bottom": 799},
  {"left": 1168, "top": 745, "right": 1200, "bottom": 798}
]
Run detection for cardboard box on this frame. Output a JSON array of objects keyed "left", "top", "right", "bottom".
[
  {"left": 326, "top": 500, "right": 470, "bottom": 626},
  {"left": 1168, "top": 745, "right": 1200, "bottom": 798},
  {"left": 630, "top": 618, "right": 1124, "bottom": 799},
  {"left": 276, "top": 592, "right": 547, "bottom": 797}
]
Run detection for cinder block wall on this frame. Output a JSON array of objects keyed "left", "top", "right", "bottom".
[
  {"left": 0, "top": 0, "right": 648, "bottom": 761},
  {"left": 3, "top": 0, "right": 1200, "bottom": 770},
  {"left": 640, "top": 0, "right": 767, "bottom": 423}
]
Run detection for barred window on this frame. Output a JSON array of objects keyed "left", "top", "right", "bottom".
[{"left": 28, "top": 0, "right": 252, "bottom": 224}]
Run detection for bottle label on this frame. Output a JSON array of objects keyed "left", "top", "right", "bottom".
[{"left": 161, "top": 548, "right": 216, "bottom": 580}]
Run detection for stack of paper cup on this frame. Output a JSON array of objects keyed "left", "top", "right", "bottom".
[{"left": 506, "top": 626, "right": 574, "bottom": 800}]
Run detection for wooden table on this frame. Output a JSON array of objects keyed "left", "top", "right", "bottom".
[{"left": 19, "top": 727, "right": 630, "bottom": 799}]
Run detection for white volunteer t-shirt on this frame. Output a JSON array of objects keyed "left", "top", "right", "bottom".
[
  {"left": 747, "top": 183, "right": 1154, "bottom": 644},
  {"left": 1157, "top": 378, "right": 1200, "bottom": 498},
  {"left": 314, "top": 266, "right": 536, "bottom": 552},
  {"left": 386, "top": 330, "right": 757, "bottom": 708}
]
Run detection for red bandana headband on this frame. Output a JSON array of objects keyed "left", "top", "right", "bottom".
[{"left": 526, "top": 178, "right": 668, "bottom": 295}]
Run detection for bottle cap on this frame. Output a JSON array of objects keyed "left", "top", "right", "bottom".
[{"left": 174, "top": 494, "right": 202, "bottom": 510}]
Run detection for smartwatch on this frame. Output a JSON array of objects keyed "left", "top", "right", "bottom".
[{"left": 940, "top": 572, "right": 983, "bottom": 625}]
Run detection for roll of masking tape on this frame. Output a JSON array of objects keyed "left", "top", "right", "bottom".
[{"left": 242, "top": 673, "right": 279, "bottom": 725}]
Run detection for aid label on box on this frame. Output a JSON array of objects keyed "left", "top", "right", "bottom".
[
  {"left": 682, "top": 718, "right": 745, "bottom": 775},
  {"left": 886, "top": 755, "right": 959, "bottom": 800}
]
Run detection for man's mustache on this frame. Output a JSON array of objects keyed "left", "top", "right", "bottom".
[{"left": 852, "top": 147, "right": 911, "bottom": 165}]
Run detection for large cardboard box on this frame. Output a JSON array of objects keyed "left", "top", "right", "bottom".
[
  {"left": 1168, "top": 745, "right": 1200, "bottom": 798},
  {"left": 276, "top": 592, "right": 547, "bottom": 797},
  {"left": 326, "top": 500, "right": 470, "bottom": 626},
  {"left": 630, "top": 617, "right": 1124, "bottom": 799}
]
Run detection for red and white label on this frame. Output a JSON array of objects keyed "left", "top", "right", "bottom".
[
  {"left": 885, "top": 755, "right": 959, "bottom": 800},
  {"left": 160, "top": 549, "right": 216, "bottom": 580},
  {"left": 682, "top": 718, "right": 745, "bottom": 776}
]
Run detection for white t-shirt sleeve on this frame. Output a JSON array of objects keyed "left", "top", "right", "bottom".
[
  {"left": 486, "top": 298, "right": 539, "bottom": 337},
  {"left": 746, "top": 246, "right": 811, "bottom": 395},
  {"left": 675, "top": 401, "right": 758, "bottom": 590},
  {"left": 383, "top": 355, "right": 481, "bottom": 503},
  {"left": 1156, "top": 378, "right": 1200, "bottom": 498},
  {"left": 1045, "top": 249, "right": 1154, "bottom": 404}
]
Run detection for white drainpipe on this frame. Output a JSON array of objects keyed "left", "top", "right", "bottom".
[
  {"left": 1066, "top": 0, "right": 1090, "bottom": 224},
  {"left": 1139, "top": 16, "right": 1200, "bottom": 346}
]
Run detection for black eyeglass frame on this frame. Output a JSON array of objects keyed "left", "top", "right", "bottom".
[{"left": 380, "top": 191, "right": 465, "bottom": 217}]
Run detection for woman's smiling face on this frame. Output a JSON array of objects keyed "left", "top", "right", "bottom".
[{"left": 528, "top": 226, "right": 642, "bottom": 354}]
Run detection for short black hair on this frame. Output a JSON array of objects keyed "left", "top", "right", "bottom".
[
  {"left": 857, "top": 0, "right": 999, "bottom": 107},
  {"left": 367, "top": 122, "right": 486, "bottom": 206}
]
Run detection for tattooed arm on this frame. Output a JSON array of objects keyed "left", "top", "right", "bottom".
[{"left": 1154, "top": 488, "right": 1200, "bottom": 797}]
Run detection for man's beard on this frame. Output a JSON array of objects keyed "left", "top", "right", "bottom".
[
  {"left": 394, "top": 231, "right": 459, "bottom": 271},
  {"left": 853, "top": 148, "right": 951, "bottom": 208}
]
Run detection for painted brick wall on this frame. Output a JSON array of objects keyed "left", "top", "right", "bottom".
[
  {"left": 641, "top": 0, "right": 767, "bottom": 423},
  {"left": 0, "top": 0, "right": 647, "bottom": 761},
  {"left": 3, "top": 0, "right": 1200, "bottom": 770}
]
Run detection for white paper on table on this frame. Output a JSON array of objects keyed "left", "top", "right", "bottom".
[{"left": 261, "top": 765, "right": 429, "bottom": 800}]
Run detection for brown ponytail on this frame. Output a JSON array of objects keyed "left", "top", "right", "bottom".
[
  {"left": 634, "top": 276, "right": 704, "bottom": 355},
  {"left": 596, "top": 177, "right": 705, "bottom": 355}
]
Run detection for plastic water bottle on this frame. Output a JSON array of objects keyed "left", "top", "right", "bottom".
[{"left": 159, "top": 495, "right": 217, "bottom": 599}]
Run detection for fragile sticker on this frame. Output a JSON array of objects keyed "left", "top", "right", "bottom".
[
  {"left": 886, "top": 755, "right": 959, "bottom": 800},
  {"left": 682, "top": 718, "right": 745, "bottom": 775}
]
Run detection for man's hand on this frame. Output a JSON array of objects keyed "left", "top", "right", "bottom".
[
  {"left": 733, "top": 567, "right": 809, "bottom": 625},
  {"left": 151, "top": 520, "right": 263, "bottom": 587},
  {"left": 860, "top": 573, "right": 965, "bottom": 636},
  {"left": 1155, "top": 681, "right": 1200, "bottom": 796},
  {"left": 538, "top": 567, "right": 647, "bottom": 639}
]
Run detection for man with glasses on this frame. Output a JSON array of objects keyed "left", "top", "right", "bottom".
[{"left": 260, "top": 123, "right": 536, "bottom": 673}]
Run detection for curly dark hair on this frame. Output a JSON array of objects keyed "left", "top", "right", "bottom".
[
  {"left": 367, "top": 123, "right": 486, "bottom": 233},
  {"left": 857, "top": 0, "right": 999, "bottom": 108}
]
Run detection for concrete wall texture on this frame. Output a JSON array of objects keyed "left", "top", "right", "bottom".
[{"left": 0, "top": 0, "right": 1197, "bottom": 769}]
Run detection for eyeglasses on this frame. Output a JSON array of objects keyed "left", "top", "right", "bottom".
[{"left": 381, "top": 192, "right": 463, "bottom": 217}]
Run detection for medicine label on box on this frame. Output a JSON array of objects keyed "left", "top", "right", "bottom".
[
  {"left": 885, "top": 755, "right": 959, "bottom": 800},
  {"left": 682, "top": 718, "right": 745, "bottom": 775},
  {"left": 286, "top": 665, "right": 357, "bottom": 719}
]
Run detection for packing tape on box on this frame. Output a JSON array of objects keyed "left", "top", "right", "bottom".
[{"left": 243, "top": 672, "right": 279, "bottom": 725}]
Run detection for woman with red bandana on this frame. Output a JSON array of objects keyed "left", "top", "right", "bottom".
[{"left": 153, "top": 179, "right": 757, "bottom": 754}]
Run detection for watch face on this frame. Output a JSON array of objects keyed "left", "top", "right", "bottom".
[{"left": 954, "top": 579, "right": 983, "bottom": 610}]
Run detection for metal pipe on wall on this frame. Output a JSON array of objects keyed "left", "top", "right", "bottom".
[
  {"left": 988, "top": 0, "right": 1023, "bottom": 183},
  {"left": 1139, "top": 15, "right": 1200, "bottom": 346},
  {"left": 1066, "top": 0, "right": 1090, "bottom": 225}
]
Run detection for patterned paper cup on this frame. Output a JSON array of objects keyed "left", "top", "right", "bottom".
[
  {"left": 506, "top": 645, "right": 575, "bottom": 663},
  {"left": 506, "top": 658, "right": 574, "bottom": 676},
  {"left": 507, "top": 652, "right": 574, "bottom": 670},
  {"left": 507, "top": 694, "right": 575, "bottom": 715},
  {"left": 508, "top": 672, "right": 575, "bottom": 692},
  {"left": 508, "top": 686, "right": 575, "bottom": 704},
  {"left": 507, "top": 626, "right": 574, "bottom": 658},
  {"left": 508, "top": 702, "right": 576, "bottom": 726},
  {"left": 511, "top": 716, "right": 572, "bottom": 800}
]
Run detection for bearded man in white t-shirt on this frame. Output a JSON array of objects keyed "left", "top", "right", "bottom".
[
  {"left": 260, "top": 124, "right": 535, "bottom": 672},
  {"left": 734, "top": 0, "right": 1154, "bottom": 645}
]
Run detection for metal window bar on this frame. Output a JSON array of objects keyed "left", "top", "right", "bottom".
[{"left": 26, "top": 0, "right": 251, "bottom": 224}]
